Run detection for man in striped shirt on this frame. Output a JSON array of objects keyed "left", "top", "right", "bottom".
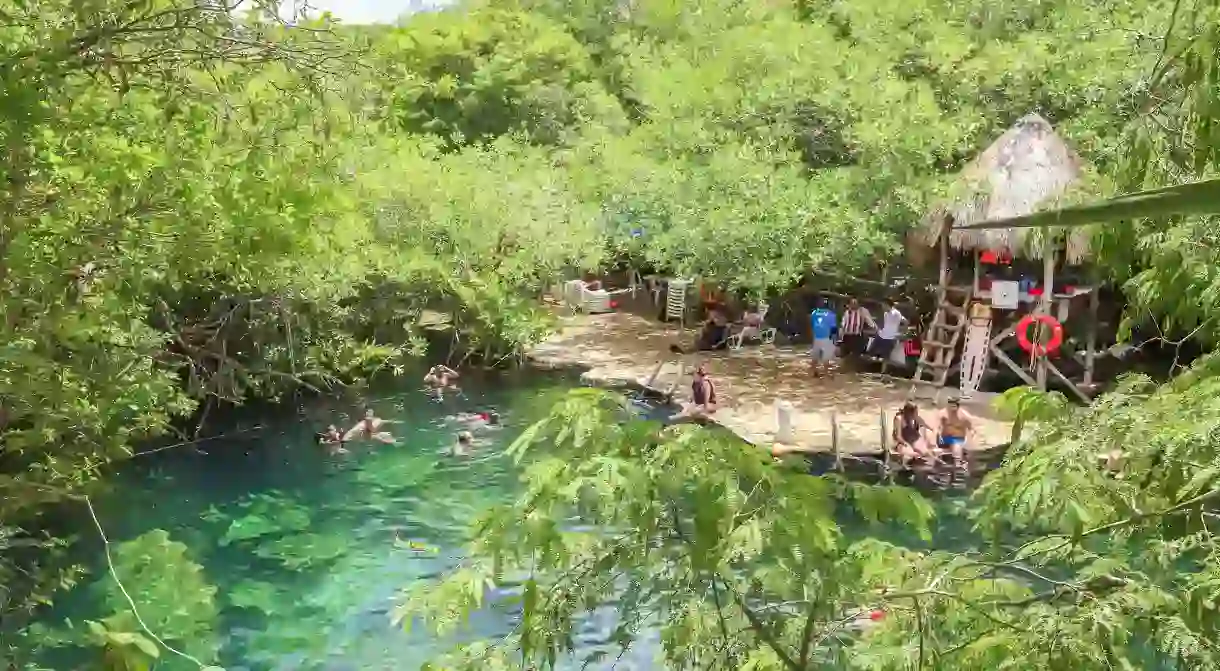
[{"left": 839, "top": 298, "right": 876, "bottom": 358}]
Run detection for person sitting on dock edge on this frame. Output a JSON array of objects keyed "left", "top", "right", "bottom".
[
  {"left": 673, "top": 362, "right": 717, "bottom": 421},
  {"left": 933, "top": 397, "right": 976, "bottom": 466},
  {"left": 892, "top": 402, "right": 935, "bottom": 467}
]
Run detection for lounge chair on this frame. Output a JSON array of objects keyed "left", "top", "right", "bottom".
[
  {"left": 563, "top": 279, "right": 627, "bottom": 314},
  {"left": 728, "top": 303, "right": 777, "bottom": 349}
]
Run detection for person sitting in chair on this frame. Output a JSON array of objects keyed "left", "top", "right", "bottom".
[
  {"left": 670, "top": 308, "right": 730, "bottom": 354},
  {"left": 736, "top": 305, "right": 765, "bottom": 342}
]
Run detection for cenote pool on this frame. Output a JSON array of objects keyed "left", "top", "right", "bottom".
[{"left": 17, "top": 370, "right": 977, "bottom": 670}]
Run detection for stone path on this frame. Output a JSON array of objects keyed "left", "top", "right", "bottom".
[{"left": 528, "top": 311, "right": 1013, "bottom": 455}]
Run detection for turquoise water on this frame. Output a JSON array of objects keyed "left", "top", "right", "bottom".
[
  {"left": 23, "top": 371, "right": 663, "bottom": 670},
  {"left": 15, "top": 371, "right": 992, "bottom": 671}
]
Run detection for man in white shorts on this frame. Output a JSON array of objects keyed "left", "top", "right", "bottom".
[{"left": 809, "top": 298, "right": 837, "bottom": 377}]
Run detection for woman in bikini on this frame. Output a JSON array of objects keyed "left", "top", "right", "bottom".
[
  {"left": 673, "top": 362, "right": 717, "bottom": 421},
  {"left": 891, "top": 402, "right": 935, "bottom": 466}
]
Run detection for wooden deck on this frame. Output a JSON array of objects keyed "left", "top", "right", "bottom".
[{"left": 528, "top": 311, "right": 1013, "bottom": 455}]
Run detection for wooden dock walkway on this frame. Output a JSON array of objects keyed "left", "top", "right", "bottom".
[{"left": 528, "top": 311, "right": 1013, "bottom": 455}]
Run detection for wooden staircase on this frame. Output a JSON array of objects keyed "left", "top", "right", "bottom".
[{"left": 912, "top": 285, "right": 974, "bottom": 388}]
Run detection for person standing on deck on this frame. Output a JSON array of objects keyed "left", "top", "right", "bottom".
[
  {"left": 933, "top": 396, "right": 976, "bottom": 467},
  {"left": 809, "top": 298, "right": 837, "bottom": 377},
  {"left": 839, "top": 298, "right": 876, "bottom": 359},
  {"left": 868, "top": 301, "right": 908, "bottom": 360}
]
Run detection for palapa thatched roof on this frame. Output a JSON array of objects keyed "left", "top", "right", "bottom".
[{"left": 918, "top": 113, "right": 1090, "bottom": 262}]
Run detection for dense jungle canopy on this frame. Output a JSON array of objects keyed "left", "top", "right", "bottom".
[{"left": 4, "top": 0, "right": 1220, "bottom": 668}]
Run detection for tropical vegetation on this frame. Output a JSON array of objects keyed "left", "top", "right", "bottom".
[{"left": 4, "top": 0, "right": 1220, "bottom": 668}]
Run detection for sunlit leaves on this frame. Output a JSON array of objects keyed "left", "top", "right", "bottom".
[
  {"left": 378, "top": 7, "right": 627, "bottom": 148},
  {"left": 88, "top": 530, "right": 220, "bottom": 664},
  {"left": 404, "top": 389, "right": 939, "bottom": 669}
]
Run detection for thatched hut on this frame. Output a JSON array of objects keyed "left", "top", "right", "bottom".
[
  {"left": 906, "top": 114, "right": 1101, "bottom": 401},
  {"left": 914, "top": 113, "right": 1091, "bottom": 264}
]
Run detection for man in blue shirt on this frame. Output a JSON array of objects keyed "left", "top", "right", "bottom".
[{"left": 809, "top": 298, "right": 837, "bottom": 377}]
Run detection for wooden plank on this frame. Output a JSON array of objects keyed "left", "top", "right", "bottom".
[
  {"left": 991, "top": 344, "right": 1039, "bottom": 386},
  {"left": 1085, "top": 285, "right": 1099, "bottom": 386},
  {"left": 990, "top": 327, "right": 1015, "bottom": 346},
  {"left": 1037, "top": 231, "right": 1054, "bottom": 389},
  {"left": 1045, "top": 360, "right": 1092, "bottom": 404}
]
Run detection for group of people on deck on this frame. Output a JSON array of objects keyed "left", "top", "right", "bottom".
[
  {"left": 671, "top": 359, "right": 977, "bottom": 466},
  {"left": 808, "top": 297, "right": 909, "bottom": 377}
]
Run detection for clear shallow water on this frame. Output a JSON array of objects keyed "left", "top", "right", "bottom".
[
  {"left": 19, "top": 371, "right": 985, "bottom": 671},
  {"left": 25, "top": 371, "right": 664, "bottom": 670}
]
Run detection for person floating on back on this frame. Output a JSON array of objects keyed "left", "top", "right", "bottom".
[
  {"left": 343, "top": 409, "right": 397, "bottom": 444},
  {"left": 809, "top": 298, "right": 837, "bottom": 377}
]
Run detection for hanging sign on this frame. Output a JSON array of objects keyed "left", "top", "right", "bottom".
[{"left": 990, "top": 280, "right": 1019, "bottom": 309}]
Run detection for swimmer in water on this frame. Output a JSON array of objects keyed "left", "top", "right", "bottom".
[
  {"left": 424, "top": 365, "right": 459, "bottom": 391},
  {"left": 452, "top": 430, "right": 474, "bottom": 456},
  {"left": 343, "top": 409, "right": 397, "bottom": 444},
  {"left": 319, "top": 425, "right": 348, "bottom": 455},
  {"left": 450, "top": 410, "right": 501, "bottom": 427}
]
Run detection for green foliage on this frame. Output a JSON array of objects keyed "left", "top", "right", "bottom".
[
  {"left": 69, "top": 529, "right": 220, "bottom": 668},
  {"left": 400, "top": 390, "right": 938, "bottom": 669},
  {"left": 406, "top": 386, "right": 1220, "bottom": 670},
  {"left": 378, "top": 8, "right": 628, "bottom": 148},
  {"left": 9, "top": 0, "right": 1220, "bottom": 666}
]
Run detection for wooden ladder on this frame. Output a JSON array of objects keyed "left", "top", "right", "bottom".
[{"left": 912, "top": 285, "right": 974, "bottom": 389}]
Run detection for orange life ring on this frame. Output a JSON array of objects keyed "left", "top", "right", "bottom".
[{"left": 1016, "top": 314, "right": 1064, "bottom": 356}]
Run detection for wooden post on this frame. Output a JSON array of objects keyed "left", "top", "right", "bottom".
[
  {"left": 831, "top": 411, "right": 842, "bottom": 472},
  {"left": 879, "top": 406, "right": 888, "bottom": 453},
  {"left": 938, "top": 218, "right": 951, "bottom": 289},
  {"left": 972, "top": 251, "right": 981, "bottom": 294},
  {"left": 1037, "top": 231, "right": 1055, "bottom": 389},
  {"left": 1084, "top": 285, "right": 1099, "bottom": 387},
  {"left": 645, "top": 360, "right": 665, "bottom": 390}
]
